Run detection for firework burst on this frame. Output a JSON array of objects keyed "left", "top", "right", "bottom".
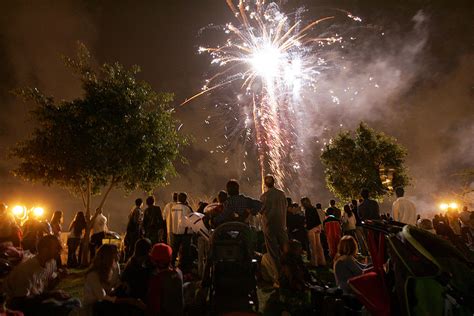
[{"left": 187, "top": 0, "right": 352, "bottom": 192}]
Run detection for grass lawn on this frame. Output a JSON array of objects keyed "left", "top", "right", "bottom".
[{"left": 57, "top": 265, "right": 336, "bottom": 314}]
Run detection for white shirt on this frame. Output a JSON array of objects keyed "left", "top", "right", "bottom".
[
  {"left": 392, "top": 197, "right": 417, "bottom": 225},
  {"left": 342, "top": 213, "right": 357, "bottom": 231},
  {"left": 92, "top": 213, "right": 108, "bottom": 234},
  {"left": 83, "top": 271, "right": 116, "bottom": 306},
  {"left": 4, "top": 256, "right": 57, "bottom": 298},
  {"left": 165, "top": 202, "right": 192, "bottom": 235},
  {"left": 163, "top": 202, "right": 176, "bottom": 237}
]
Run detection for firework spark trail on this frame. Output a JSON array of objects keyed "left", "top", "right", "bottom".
[{"left": 188, "top": 0, "right": 352, "bottom": 191}]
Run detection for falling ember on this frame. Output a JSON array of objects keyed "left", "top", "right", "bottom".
[{"left": 186, "top": 0, "right": 357, "bottom": 191}]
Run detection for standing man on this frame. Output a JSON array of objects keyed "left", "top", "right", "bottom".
[
  {"left": 260, "top": 175, "right": 288, "bottom": 287},
  {"left": 143, "top": 196, "right": 165, "bottom": 244},
  {"left": 164, "top": 193, "right": 193, "bottom": 270},
  {"left": 124, "top": 198, "right": 144, "bottom": 260},
  {"left": 392, "top": 187, "right": 417, "bottom": 225},
  {"left": 301, "top": 197, "right": 326, "bottom": 267},
  {"left": 326, "top": 200, "right": 342, "bottom": 219},
  {"left": 357, "top": 188, "right": 380, "bottom": 221},
  {"left": 90, "top": 208, "right": 108, "bottom": 259},
  {"left": 213, "top": 180, "right": 261, "bottom": 226},
  {"left": 163, "top": 193, "right": 178, "bottom": 244}
]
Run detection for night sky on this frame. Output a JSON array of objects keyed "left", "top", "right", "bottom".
[{"left": 0, "top": 0, "right": 472, "bottom": 230}]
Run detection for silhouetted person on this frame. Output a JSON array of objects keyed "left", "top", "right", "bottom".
[
  {"left": 124, "top": 198, "right": 145, "bottom": 260},
  {"left": 67, "top": 211, "right": 86, "bottom": 267},
  {"left": 326, "top": 200, "right": 341, "bottom": 219},
  {"left": 143, "top": 196, "right": 165, "bottom": 244},
  {"left": 261, "top": 175, "right": 288, "bottom": 286},
  {"left": 301, "top": 197, "right": 325, "bottom": 267},
  {"left": 213, "top": 180, "right": 261, "bottom": 226},
  {"left": 357, "top": 188, "right": 380, "bottom": 221}
]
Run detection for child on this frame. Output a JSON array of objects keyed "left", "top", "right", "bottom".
[{"left": 147, "top": 243, "right": 184, "bottom": 316}]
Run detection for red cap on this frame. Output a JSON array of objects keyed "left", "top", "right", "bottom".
[{"left": 150, "top": 243, "right": 172, "bottom": 265}]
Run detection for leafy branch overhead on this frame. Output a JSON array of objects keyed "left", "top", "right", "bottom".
[
  {"left": 11, "top": 42, "right": 188, "bottom": 204},
  {"left": 320, "top": 122, "right": 409, "bottom": 201}
]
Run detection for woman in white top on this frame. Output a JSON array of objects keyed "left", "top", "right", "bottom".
[
  {"left": 342, "top": 204, "right": 357, "bottom": 238},
  {"left": 83, "top": 244, "right": 144, "bottom": 315}
]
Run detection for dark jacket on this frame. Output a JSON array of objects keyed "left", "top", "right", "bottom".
[
  {"left": 357, "top": 199, "right": 380, "bottom": 221},
  {"left": 304, "top": 206, "right": 321, "bottom": 230}
]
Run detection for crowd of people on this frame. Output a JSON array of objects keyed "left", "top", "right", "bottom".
[{"left": 0, "top": 177, "right": 473, "bottom": 315}]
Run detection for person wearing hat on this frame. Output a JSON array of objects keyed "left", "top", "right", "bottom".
[{"left": 147, "top": 243, "right": 184, "bottom": 316}]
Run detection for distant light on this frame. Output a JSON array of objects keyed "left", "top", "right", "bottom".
[
  {"left": 32, "top": 207, "right": 44, "bottom": 218},
  {"left": 12, "top": 205, "right": 26, "bottom": 218},
  {"left": 449, "top": 202, "right": 458, "bottom": 209},
  {"left": 439, "top": 203, "right": 449, "bottom": 211}
]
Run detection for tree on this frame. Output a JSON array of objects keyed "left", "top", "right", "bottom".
[
  {"left": 11, "top": 43, "right": 187, "bottom": 264},
  {"left": 320, "top": 122, "right": 409, "bottom": 201}
]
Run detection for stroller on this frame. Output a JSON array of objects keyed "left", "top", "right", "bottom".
[
  {"left": 207, "top": 222, "right": 259, "bottom": 314},
  {"left": 348, "top": 220, "right": 474, "bottom": 316}
]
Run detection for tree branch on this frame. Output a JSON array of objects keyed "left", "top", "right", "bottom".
[{"left": 97, "top": 177, "right": 117, "bottom": 210}]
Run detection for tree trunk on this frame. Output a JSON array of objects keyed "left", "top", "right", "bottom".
[
  {"left": 80, "top": 178, "right": 116, "bottom": 267},
  {"left": 81, "top": 179, "right": 92, "bottom": 266},
  {"left": 97, "top": 178, "right": 116, "bottom": 210}
]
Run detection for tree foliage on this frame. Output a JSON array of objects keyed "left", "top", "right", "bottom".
[
  {"left": 320, "top": 122, "right": 409, "bottom": 201},
  {"left": 12, "top": 42, "right": 187, "bottom": 212}
]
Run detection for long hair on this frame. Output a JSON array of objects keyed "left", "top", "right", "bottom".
[
  {"left": 69, "top": 211, "right": 87, "bottom": 236},
  {"left": 334, "top": 235, "right": 358, "bottom": 262},
  {"left": 88, "top": 244, "right": 118, "bottom": 285},
  {"left": 51, "top": 211, "right": 63, "bottom": 225},
  {"left": 343, "top": 204, "right": 353, "bottom": 217}
]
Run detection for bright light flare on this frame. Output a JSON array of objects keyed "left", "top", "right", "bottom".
[
  {"left": 12, "top": 205, "right": 26, "bottom": 219},
  {"left": 32, "top": 207, "right": 44, "bottom": 218},
  {"left": 249, "top": 43, "right": 283, "bottom": 80},
  {"left": 449, "top": 202, "right": 458, "bottom": 209},
  {"left": 439, "top": 203, "right": 449, "bottom": 211}
]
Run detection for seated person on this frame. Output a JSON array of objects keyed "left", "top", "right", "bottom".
[
  {"left": 121, "top": 238, "right": 153, "bottom": 301},
  {"left": 83, "top": 244, "right": 145, "bottom": 315},
  {"left": 147, "top": 243, "right": 184, "bottom": 316},
  {"left": 0, "top": 293, "right": 23, "bottom": 316},
  {"left": 333, "top": 236, "right": 368, "bottom": 295},
  {"left": 280, "top": 239, "right": 312, "bottom": 291},
  {"left": 4, "top": 235, "right": 80, "bottom": 316},
  {"left": 265, "top": 240, "right": 312, "bottom": 316}
]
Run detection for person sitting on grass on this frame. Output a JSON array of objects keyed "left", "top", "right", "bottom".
[
  {"left": 4, "top": 235, "right": 80, "bottom": 316},
  {"left": 333, "top": 235, "right": 369, "bottom": 295},
  {"left": 280, "top": 239, "right": 312, "bottom": 291},
  {"left": 121, "top": 238, "right": 153, "bottom": 301},
  {"left": 264, "top": 240, "right": 312, "bottom": 316},
  {"left": 146, "top": 243, "right": 184, "bottom": 316},
  {"left": 83, "top": 244, "right": 145, "bottom": 316}
]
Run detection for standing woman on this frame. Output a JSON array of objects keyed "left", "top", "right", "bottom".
[
  {"left": 50, "top": 211, "right": 63, "bottom": 238},
  {"left": 50, "top": 211, "right": 64, "bottom": 266},
  {"left": 67, "top": 211, "right": 87, "bottom": 268},
  {"left": 341, "top": 205, "right": 357, "bottom": 238}
]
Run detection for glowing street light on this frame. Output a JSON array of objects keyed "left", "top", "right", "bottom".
[{"left": 449, "top": 202, "right": 458, "bottom": 210}]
